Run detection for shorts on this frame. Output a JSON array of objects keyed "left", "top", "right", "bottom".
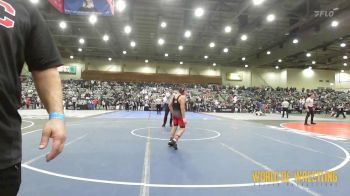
[
  {"left": 0, "top": 162, "right": 21, "bottom": 196},
  {"left": 172, "top": 116, "right": 185, "bottom": 128}
]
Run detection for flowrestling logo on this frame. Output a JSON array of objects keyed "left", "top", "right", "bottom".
[
  {"left": 314, "top": 10, "right": 335, "bottom": 18},
  {"left": 0, "top": 0, "right": 16, "bottom": 28}
]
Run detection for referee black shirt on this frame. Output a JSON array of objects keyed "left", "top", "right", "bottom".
[{"left": 0, "top": 0, "right": 62, "bottom": 169}]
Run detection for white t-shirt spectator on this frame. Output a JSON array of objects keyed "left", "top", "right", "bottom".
[{"left": 233, "top": 96, "right": 238, "bottom": 103}]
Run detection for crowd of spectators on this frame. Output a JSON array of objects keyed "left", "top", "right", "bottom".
[{"left": 20, "top": 77, "right": 350, "bottom": 115}]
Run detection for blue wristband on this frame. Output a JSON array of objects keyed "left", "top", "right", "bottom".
[{"left": 49, "top": 112, "right": 65, "bottom": 121}]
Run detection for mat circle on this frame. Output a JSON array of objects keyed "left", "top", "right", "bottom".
[{"left": 130, "top": 127, "right": 221, "bottom": 141}]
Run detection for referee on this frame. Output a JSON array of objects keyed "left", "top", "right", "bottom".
[
  {"left": 304, "top": 93, "right": 316, "bottom": 125},
  {"left": 281, "top": 99, "right": 289, "bottom": 118},
  {"left": 162, "top": 91, "right": 173, "bottom": 127}
]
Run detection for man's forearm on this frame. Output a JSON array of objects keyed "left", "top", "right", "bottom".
[{"left": 32, "top": 67, "right": 63, "bottom": 113}]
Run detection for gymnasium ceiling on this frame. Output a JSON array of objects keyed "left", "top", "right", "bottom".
[{"left": 37, "top": 0, "right": 350, "bottom": 70}]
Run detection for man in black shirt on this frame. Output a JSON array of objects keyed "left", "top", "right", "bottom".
[{"left": 0, "top": 1, "right": 66, "bottom": 195}]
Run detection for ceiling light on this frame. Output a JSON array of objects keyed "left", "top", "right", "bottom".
[
  {"left": 124, "top": 25, "right": 132, "bottom": 34},
  {"left": 292, "top": 38, "right": 299, "bottom": 44},
  {"left": 59, "top": 21, "right": 67, "bottom": 29},
  {"left": 253, "top": 0, "right": 265, "bottom": 6},
  {"left": 180, "top": 61, "right": 183, "bottom": 65},
  {"left": 306, "top": 53, "right": 311, "bottom": 57},
  {"left": 331, "top": 20, "right": 339, "bottom": 27},
  {"left": 123, "top": 50, "right": 127, "bottom": 54},
  {"left": 161, "top": 22, "right": 167, "bottom": 28},
  {"left": 204, "top": 55, "right": 208, "bottom": 59},
  {"left": 194, "top": 7, "right": 204, "bottom": 17},
  {"left": 108, "top": 58, "right": 112, "bottom": 61},
  {"left": 79, "top": 38, "right": 85, "bottom": 44},
  {"left": 158, "top": 38, "right": 165, "bottom": 45},
  {"left": 130, "top": 41, "right": 136, "bottom": 47},
  {"left": 89, "top": 15, "right": 97, "bottom": 25},
  {"left": 70, "top": 56, "right": 74, "bottom": 59},
  {"left": 78, "top": 48, "right": 82, "bottom": 52},
  {"left": 178, "top": 45, "right": 183, "bottom": 51},
  {"left": 275, "top": 66, "right": 279, "bottom": 69},
  {"left": 30, "top": 0, "right": 39, "bottom": 4},
  {"left": 343, "top": 55, "right": 348, "bottom": 60},
  {"left": 223, "top": 48, "right": 229, "bottom": 53},
  {"left": 209, "top": 42, "right": 215, "bottom": 48},
  {"left": 341, "top": 70, "right": 344, "bottom": 73},
  {"left": 184, "top": 30, "right": 192, "bottom": 38},
  {"left": 266, "top": 51, "right": 271, "bottom": 55},
  {"left": 145, "top": 59, "right": 149, "bottom": 63},
  {"left": 116, "top": 0, "right": 126, "bottom": 12},
  {"left": 213, "top": 63, "right": 216, "bottom": 66},
  {"left": 340, "top": 43, "right": 346, "bottom": 47},
  {"left": 245, "top": 64, "right": 249, "bottom": 68},
  {"left": 242, "top": 57, "right": 246, "bottom": 61},
  {"left": 103, "top": 34, "right": 109, "bottom": 42},
  {"left": 312, "top": 61, "right": 316, "bottom": 64},
  {"left": 165, "top": 53, "right": 168, "bottom": 57},
  {"left": 278, "top": 59, "right": 282, "bottom": 63},
  {"left": 224, "top": 26, "right": 232, "bottom": 33},
  {"left": 266, "top": 14, "right": 275, "bottom": 22},
  {"left": 344, "top": 63, "right": 347, "bottom": 66},
  {"left": 241, "top": 34, "right": 248, "bottom": 41}
]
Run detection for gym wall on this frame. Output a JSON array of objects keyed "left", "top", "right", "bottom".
[
  {"left": 287, "top": 68, "right": 336, "bottom": 89},
  {"left": 335, "top": 71, "right": 350, "bottom": 90}
]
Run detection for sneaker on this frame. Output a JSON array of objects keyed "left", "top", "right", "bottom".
[
  {"left": 172, "top": 140, "right": 178, "bottom": 150},
  {"left": 162, "top": 124, "right": 165, "bottom": 127},
  {"left": 168, "top": 139, "right": 178, "bottom": 150},
  {"left": 168, "top": 139, "right": 174, "bottom": 147},
  {"left": 304, "top": 123, "right": 309, "bottom": 126},
  {"left": 311, "top": 122, "right": 316, "bottom": 125}
]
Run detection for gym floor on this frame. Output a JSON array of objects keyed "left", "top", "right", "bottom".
[{"left": 18, "top": 110, "right": 350, "bottom": 196}]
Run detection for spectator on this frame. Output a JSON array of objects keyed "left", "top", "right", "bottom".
[{"left": 20, "top": 79, "right": 350, "bottom": 115}]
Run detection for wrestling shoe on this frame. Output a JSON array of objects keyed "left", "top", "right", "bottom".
[
  {"left": 168, "top": 139, "right": 174, "bottom": 147},
  {"left": 172, "top": 139, "right": 178, "bottom": 150}
]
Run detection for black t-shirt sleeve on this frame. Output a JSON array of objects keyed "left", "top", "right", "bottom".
[{"left": 25, "top": 5, "right": 62, "bottom": 71}]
